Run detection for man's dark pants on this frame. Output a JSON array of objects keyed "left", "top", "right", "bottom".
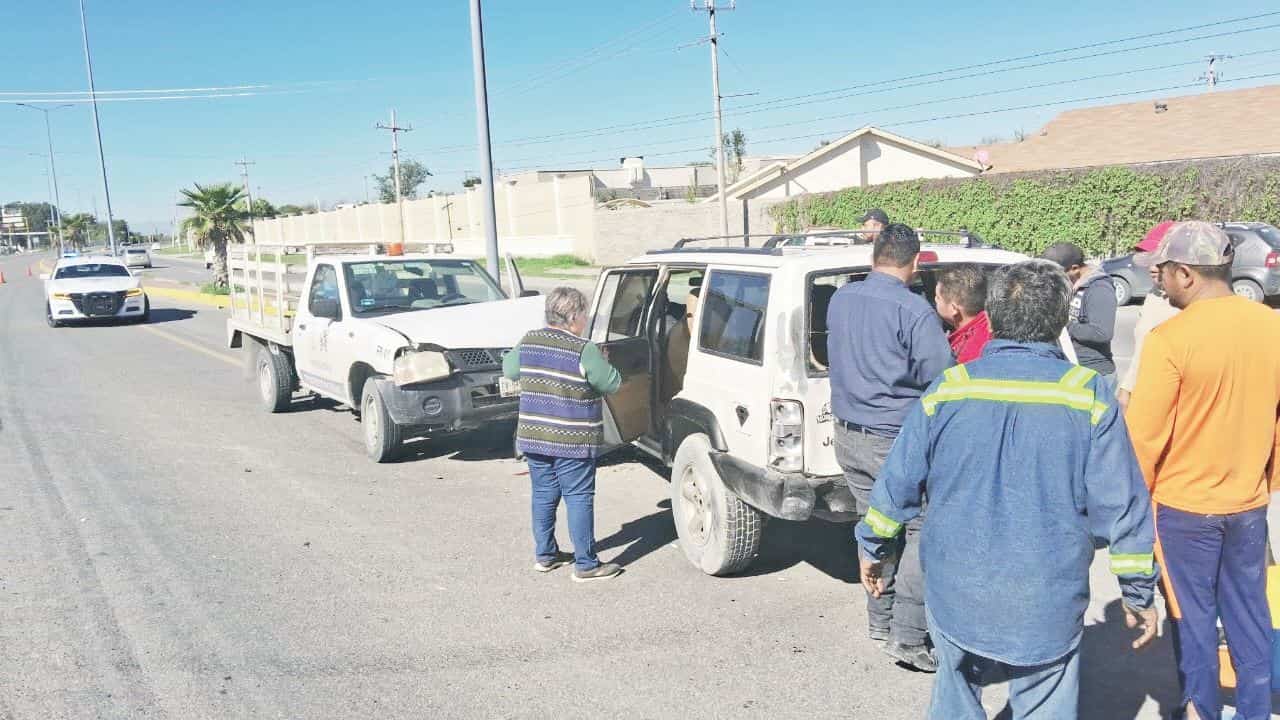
[
  {"left": 1156, "top": 504, "right": 1272, "bottom": 720},
  {"left": 835, "top": 422, "right": 928, "bottom": 647}
]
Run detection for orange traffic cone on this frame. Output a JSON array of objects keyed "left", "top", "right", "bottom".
[
  {"left": 0, "top": 271, "right": 6, "bottom": 284},
  {"left": 26, "top": 266, "right": 32, "bottom": 277}
]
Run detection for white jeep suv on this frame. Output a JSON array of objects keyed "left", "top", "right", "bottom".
[{"left": 586, "top": 234, "right": 1072, "bottom": 576}]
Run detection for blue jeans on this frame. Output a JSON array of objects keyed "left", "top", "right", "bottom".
[
  {"left": 527, "top": 453, "right": 599, "bottom": 571},
  {"left": 929, "top": 620, "right": 1079, "bottom": 720},
  {"left": 1156, "top": 504, "right": 1272, "bottom": 720}
]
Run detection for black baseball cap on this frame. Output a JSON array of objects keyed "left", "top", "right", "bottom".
[{"left": 861, "top": 208, "right": 889, "bottom": 225}]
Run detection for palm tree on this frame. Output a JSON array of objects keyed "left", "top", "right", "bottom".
[
  {"left": 179, "top": 183, "right": 247, "bottom": 288},
  {"left": 61, "top": 213, "right": 96, "bottom": 251}
]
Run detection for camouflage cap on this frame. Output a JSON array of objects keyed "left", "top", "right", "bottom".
[{"left": 1134, "top": 220, "right": 1234, "bottom": 268}]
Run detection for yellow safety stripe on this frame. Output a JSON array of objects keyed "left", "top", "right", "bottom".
[
  {"left": 943, "top": 365, "right": 970, "bottom": 384},
  {"left": 1060, "top": 365, "right": 1097, "bottom": 389},
  {"left": 1110, "top": 553, "right": 1155, "bottom": 576},
  {"left": 864, "top": 507, "right": 904, "bottom": 539},
  {"left": 922, "top": 376, "right": 1108, "bottom": 425}
]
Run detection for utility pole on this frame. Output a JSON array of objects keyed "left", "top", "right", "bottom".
[
  {"left": 693, "top": 0, "right": 734, "bottom": 242},
  {"left": 79, "top": 0, "right": 118, "bottom": 256},
  {"left": 469, "top": 0, "right": 501, "bottom": 280},
  {"left": 1201, "top": 54, "right": 1231, "bottom": 89},
  {"left": 377, "top": 109, "right": 413, "bottom": 244},
  {"left": 15, "top": 103, "right": 71, "bottom": 250},
  {"left": 236, "top": 157, "right": 256, "bottom": 242},
  {"left": 442, "top": 200, "right": 455, "bottom": 242}
]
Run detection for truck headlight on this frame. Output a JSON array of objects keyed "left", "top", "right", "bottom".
[
  {"left": 769, "top": 399, "right": 804, "bottom": 473},
  {"left": 125, "top": 287, "right": 144, "bottom": 298},
  {"left": 52, "top": 292, "right": 71, "bottom": 300},
  {"left": 393, "top": 349, "right": 452, "bottom": 386}
]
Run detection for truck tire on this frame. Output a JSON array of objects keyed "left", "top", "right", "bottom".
[
  {"left": 46, "top": 302, "right": 60, "bottom": 328},
  {"left": 255, "top": 343, "right": 293, "bottom": 413},
  {"left": 361, "top": 378, "right": 403, "bottom": 463},
  {"left": 670, "top": 433, "right": 762, "bottom": 576}
]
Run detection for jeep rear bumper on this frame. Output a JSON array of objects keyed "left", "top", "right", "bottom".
[
  {"left": 374, "top": 371, "right": 517, "bottom": 434},
  {"left": 709, "top": 453, "right": 858, "bottom": 522}
]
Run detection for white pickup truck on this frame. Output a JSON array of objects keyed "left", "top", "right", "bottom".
[{"left": 225, "top": 242, "right": 545, "bottom": 462}]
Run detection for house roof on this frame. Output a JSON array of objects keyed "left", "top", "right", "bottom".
[
  {"left": 949, "top": 84, "right": 1280, "bottom": 174},
  {"left": 707, "top": 126, "right": 984, "bottom": 202}
]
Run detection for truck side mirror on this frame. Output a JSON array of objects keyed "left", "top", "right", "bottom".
[{"left": 311, "top": 298, "right": 342, "bottom": 320}]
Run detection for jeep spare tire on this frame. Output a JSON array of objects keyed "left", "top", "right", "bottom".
[{"left": 671, "top": 433, "right": 763, "bottom": 576}]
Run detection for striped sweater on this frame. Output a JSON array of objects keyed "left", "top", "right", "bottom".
[{"left": 502, "top": 328, "right": 622, "bottom": 459}]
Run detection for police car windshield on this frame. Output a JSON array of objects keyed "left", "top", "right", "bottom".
[
  {"left": 55, "top": 263, "right": 131, "bottom": 279},
  {"left": 344, "top": 259, "right": 504, "bottom": 315}
]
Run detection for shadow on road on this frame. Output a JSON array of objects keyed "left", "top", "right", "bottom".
[
  {"left": 597, "top": 500, "right": 677, "bottom": 568},
  {"left": 144, "top": 308, "right": 198, "bottom": 324},
  {"left": 734, "top": 517, "right": 860, "bottom": 584}
]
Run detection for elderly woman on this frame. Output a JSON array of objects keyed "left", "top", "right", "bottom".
[{"left": 502, "top": 287, "right": 623, "bottom": 582}]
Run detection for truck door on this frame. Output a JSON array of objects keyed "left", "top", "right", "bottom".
[
  {"left": 292, "top": 263, "right": 346, "bottom": 401},
  {"left": 503, "top": 253, "right": 527, "bottom": 297},
  {"left": 589, "top": 267, "right": 658, "bottom": 447}
]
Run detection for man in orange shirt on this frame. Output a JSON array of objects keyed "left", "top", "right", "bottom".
[{"left": 1126, "top": 221, "right": 1280, "bottom": 720}]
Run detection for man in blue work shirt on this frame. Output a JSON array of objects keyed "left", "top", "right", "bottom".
[
  {"left": 827, "top": 222, "right": 953, "bottom": 672},
  {"left": 856, "top": 260, "right": 1160, "bottom": 719}
]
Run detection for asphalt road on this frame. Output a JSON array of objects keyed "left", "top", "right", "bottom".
[{"left": 0, "top": 250, "right": 1209, "bottom": 719}]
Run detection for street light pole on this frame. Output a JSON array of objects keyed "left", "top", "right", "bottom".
[
  {"left": 79, "top": 0, "right": 118, "bottom": 256},
  {"left": 469, "top": 0, "right": 501, "bottom": 280},
  {"left": 15, "top": 103, "right": 72, "bottom": 252}
]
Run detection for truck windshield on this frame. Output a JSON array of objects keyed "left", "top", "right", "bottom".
[{"left": 344, "top": 259, "right": 505, "bottom": 315}]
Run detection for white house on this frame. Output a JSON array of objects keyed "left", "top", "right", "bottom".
[{"left": 708, "top": 126, "right": 984, "bottom": 204}]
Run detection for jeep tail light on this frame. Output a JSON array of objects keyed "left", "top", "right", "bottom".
[
  {"left": 769, "top": 400, "right": 804, "bottom": 473},
  {"left": 1267, "top": 251, "right": 1279, "bottom": 269}
]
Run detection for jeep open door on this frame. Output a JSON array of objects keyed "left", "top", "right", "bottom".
[{"left": 588, "top": 267, "right": 658, "bottom": 451}]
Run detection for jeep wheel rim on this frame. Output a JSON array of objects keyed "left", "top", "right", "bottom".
[
  {"left": 364, "top": 393, "right": 380, "bottom": 449},
  {"left": 257, "top": 358, "right": 273, "bottom": 403},
  {"left": 679, "top": 465, "right": 712, "bottom": 547}
]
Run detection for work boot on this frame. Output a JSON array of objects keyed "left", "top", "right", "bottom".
[
  {"left": 533, "top": 552, "right": 574, "bottom": 573},
  {"left": 883, "top": 641, "right": 938, "bottom": 673},
  {"left": 572, "top": 562, "right": 622, "bottom": 583}
]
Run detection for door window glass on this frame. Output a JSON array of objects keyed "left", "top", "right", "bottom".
[
  {"left": 309, "top": 264, "right": 339, "bottom": 313},
  {"left": 699, "top": 271, "right": 770, "bottom": 363},
  {"left": 591, "top": 270, "right": 657, "bottom": 342}
]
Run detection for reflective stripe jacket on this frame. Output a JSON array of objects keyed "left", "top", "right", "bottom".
[{"left": 855, "top": 340, "right": 1157, "bottom": 666}]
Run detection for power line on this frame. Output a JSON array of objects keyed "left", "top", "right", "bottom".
[
  {"left": 424, "top": 10, "right": 1280, "bottom": 154},
  {"left": 491, "top": 48, "right": 1280, "bottom": 169}
]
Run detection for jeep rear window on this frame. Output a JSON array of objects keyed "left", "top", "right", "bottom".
[
  {"left": 808, "top": 265, "right": 999, "bottom": 374},
  {"left": 699, "top": 271, "right": 769, "bottom": 363}
]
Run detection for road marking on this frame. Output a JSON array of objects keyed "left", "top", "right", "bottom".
[{"left": 139, "top": 325, "right": 240, "bottom": 367}]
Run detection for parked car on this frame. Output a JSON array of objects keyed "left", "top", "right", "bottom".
[
  {"left": 122, "top": 246, "right": 152, "bottom": 269},
  {"left": 584, "top": 236, "right": 1077, "bottom": 576},
  {"left": 42, "top": 255, "right": 149, "bottom": 327},
  {"left": 1104, "top": 222, "right": 1280, "bottom": 304}
]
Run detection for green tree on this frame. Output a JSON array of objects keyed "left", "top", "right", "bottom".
[
  {"left": 711, "top": 129, "right": 748, "bottom": 182},
  {"left": 276, "top": 203, "right": 316, "bottom": 216},
  {"left": 179, "top": 183, "right": 247, "bottom": 288},
  {"left": 249, "top": 197, "right": 277, "bottom": 218},
  {"left": 375, "top": 159, "right": 432, "bottom": 203},
  {"left": 461, "top": 176, "right": 481, "bottom": 189},
  {"left": 61, "top": 213, "right": 96, "bottom": 251}
]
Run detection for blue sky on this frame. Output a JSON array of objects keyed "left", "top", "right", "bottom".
[{"left": 2, "top": 0, "right": 1279, "bottom": 232}]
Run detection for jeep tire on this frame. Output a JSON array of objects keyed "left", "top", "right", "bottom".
[{"left": 671, "top": 433, "right": 763, "bottom": 576}]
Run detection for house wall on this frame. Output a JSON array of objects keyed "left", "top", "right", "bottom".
[
  {"left": 745, "top": 136, "right": 980, "bottom": 201},
  {"left": 590, "top": 199, "right": 779, "bottom": 265}
]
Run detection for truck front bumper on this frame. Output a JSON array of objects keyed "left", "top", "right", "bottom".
[
  {"left": 373, "top": 371, "right": 517, "bottom": 435},
  {"left": 709, "top": 453, "right": 858, "bottom": 522}
]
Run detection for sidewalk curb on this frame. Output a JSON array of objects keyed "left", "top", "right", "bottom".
[{"left": 146, "top": 285, "right": 231, "bottom": 309}]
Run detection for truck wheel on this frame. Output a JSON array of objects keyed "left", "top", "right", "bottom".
[
  {"left": 255, "top": 344, "right": 293, "bottom": 413},
  {"left": 46, "top": 303, "right": 60, "bottom": 328},
  {"left": 670, "top": 433, "right": 762, "bottom": 576},
  {"left": 361, "top": 378, "right": 403, "bottom": 463}
]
